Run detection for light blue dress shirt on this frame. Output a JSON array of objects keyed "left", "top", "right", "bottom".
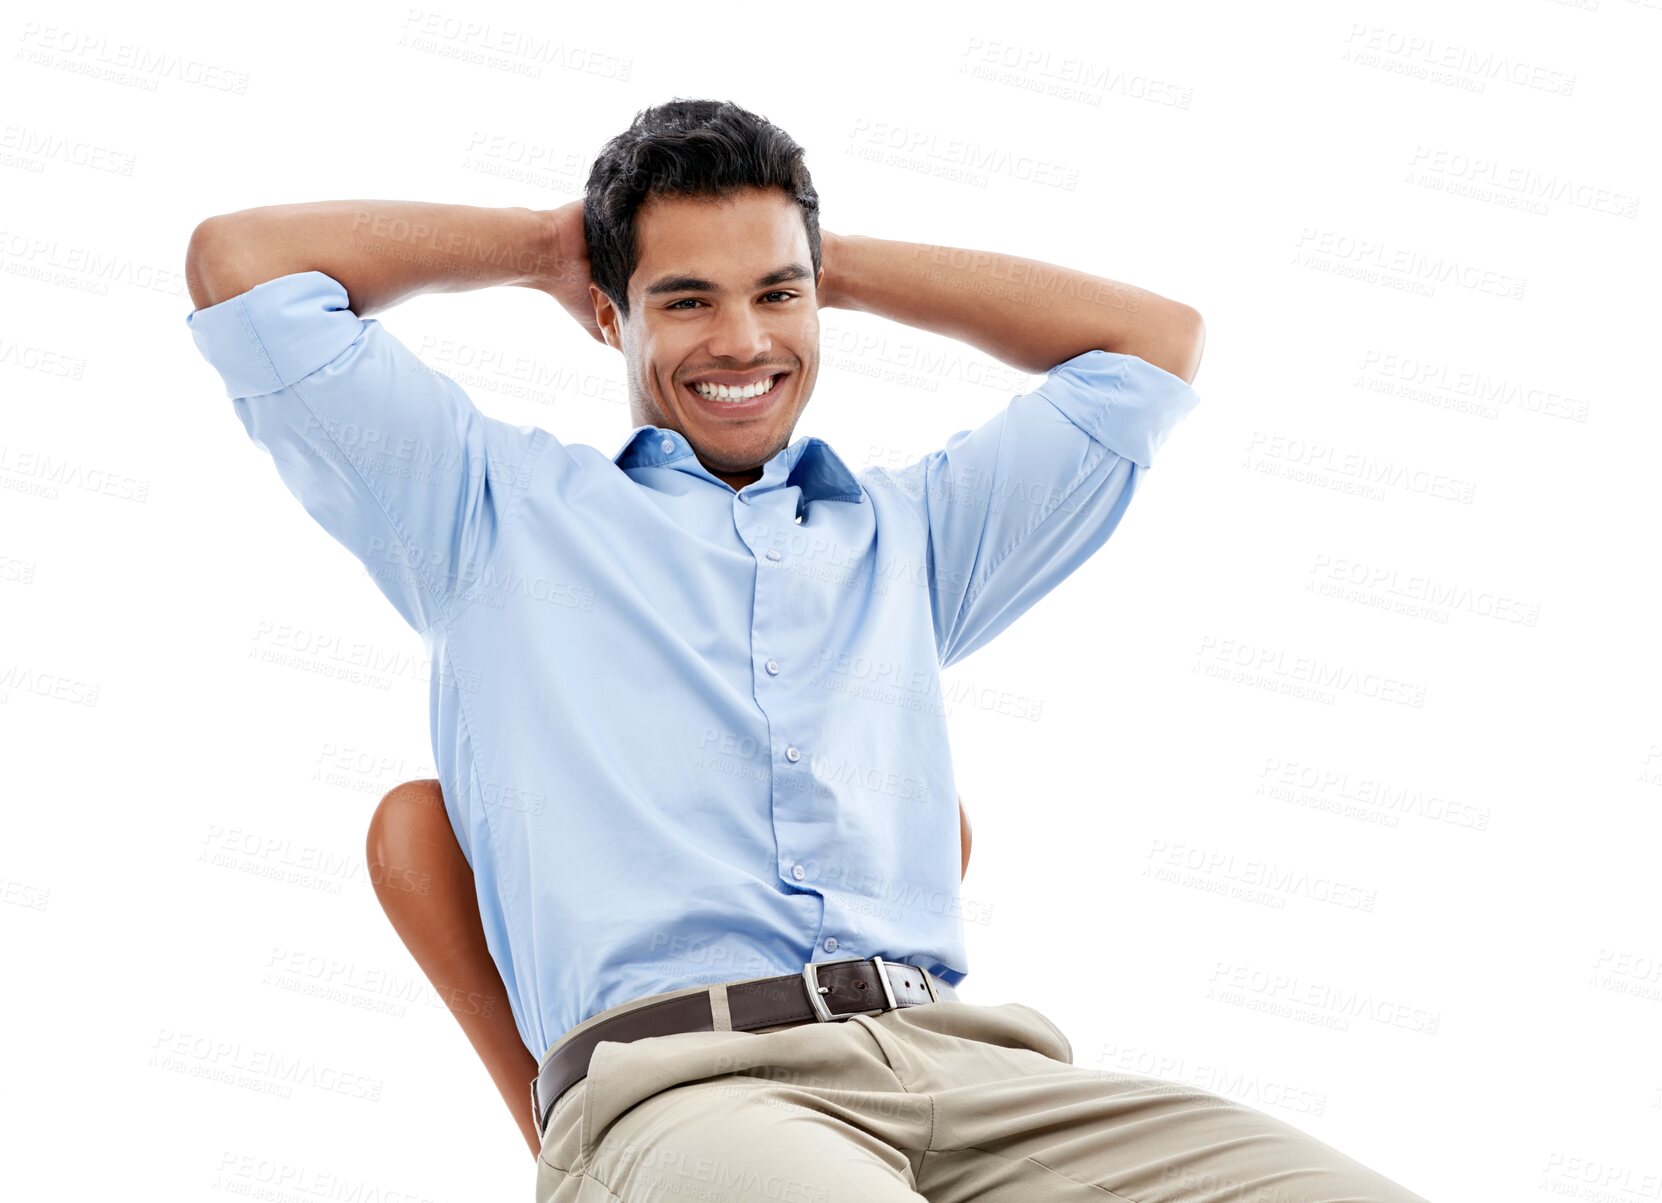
[{"left": 186, "top": 270, "right": 1202, "bottom": 1059}]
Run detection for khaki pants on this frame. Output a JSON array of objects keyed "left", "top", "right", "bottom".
[{"left": 535, "top": 972, "right": 1429, "bottom": 1202}]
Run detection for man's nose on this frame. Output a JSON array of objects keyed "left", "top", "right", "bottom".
[{"left": 706, "top": 304, "right": 771, "bottom": 362}]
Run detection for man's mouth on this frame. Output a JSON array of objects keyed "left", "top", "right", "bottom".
[{"left": 680, "top": 371, "right": 789, "bottom": 417}]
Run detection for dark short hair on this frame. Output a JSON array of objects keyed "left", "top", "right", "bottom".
[{"left": 583, "top": 99, "right": 821, "bottom": 319}]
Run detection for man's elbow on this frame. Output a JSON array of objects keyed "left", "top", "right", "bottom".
[
  {"left": 1149, "top": 305, "right": 1205, "bottom": 386},
  {"left": 185, "top": 215, "right": 250, "bottom": 311},
  {"left": 1176, "top": 308, "right": 1206, "bottom": 386}
]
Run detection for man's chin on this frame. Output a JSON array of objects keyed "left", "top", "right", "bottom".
[{"left": 688, "top": 432, "right": 787, "bottom": 475}]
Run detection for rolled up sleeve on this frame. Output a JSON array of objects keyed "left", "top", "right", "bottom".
[
  {"left": 885, "top": 348, "right": 1202, "bottom": 669},
  {"left": 186, "top": 270, "right": 547, "bottom": 633}
]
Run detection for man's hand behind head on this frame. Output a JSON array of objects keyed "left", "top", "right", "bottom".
[{"left": 533, "top": 199, "right": 607, "bottom": 345}]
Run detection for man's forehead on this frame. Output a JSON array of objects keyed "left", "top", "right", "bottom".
[{"left": 633, "top": 192, "right": 809, "bottom": 289}]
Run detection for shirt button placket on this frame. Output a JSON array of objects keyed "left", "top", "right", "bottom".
[{"left": 752, "top": 505, "right": 807, "bottom": 902}]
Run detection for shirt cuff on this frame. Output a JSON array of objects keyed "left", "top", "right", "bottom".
[
  {"left": 184, "top": 270, "right": 365, "bottom": 400},
  {"left": 1041, "top": 348, "right": 1203, "bottom": 469}
]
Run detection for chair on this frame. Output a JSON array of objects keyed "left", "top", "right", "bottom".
[{"left": 366, "top": 779, "right": 973, "bottom": 1158}]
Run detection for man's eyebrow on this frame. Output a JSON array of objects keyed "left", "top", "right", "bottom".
[{"left": 643, "top": 263, "right": 813, "bottom": 297}]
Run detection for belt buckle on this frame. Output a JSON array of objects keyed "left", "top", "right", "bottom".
[{"left": 802, "top": 956, "right": 897, "bottom": 1021}]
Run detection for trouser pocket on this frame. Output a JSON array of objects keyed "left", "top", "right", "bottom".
[
  {"left": 537, "top": 1076, "right": 588, "bottom": 1179},
  {"left": 1004, "top": 1001, "right": 1075, "bottom": 1064}
]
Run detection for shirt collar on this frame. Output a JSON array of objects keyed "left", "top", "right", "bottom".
[{"left": 610, "top": 425, "right": 864, "bottom": 510}]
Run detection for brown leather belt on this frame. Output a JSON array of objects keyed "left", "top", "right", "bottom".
[{"left": 532, "top": 956, "right": 944, "bottom": 1136}]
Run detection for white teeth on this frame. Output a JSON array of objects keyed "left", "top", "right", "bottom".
[{"left": 690, "top": 375, "right": 777, "bottom": 402}]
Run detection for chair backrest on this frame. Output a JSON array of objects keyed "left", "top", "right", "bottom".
[
  {"left": 365, "top": 779, "right": 542, "bottom": 1154},
  {"left": 364, "top": 778, "right": 973, "bottom": 1155}
]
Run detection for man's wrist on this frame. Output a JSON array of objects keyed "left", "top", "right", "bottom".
[
  {"left": 512, "top": 207, "right": 566, "bottom": 292},
  {"left": 818, "top": 229, "right": 854, "bottom": 311}
]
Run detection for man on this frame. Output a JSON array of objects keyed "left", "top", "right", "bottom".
[{"left": 186, "top": 100, "right": 1426, "bottom": 1201}]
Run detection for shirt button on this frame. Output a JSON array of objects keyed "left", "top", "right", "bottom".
[
  {"left": 765, "top": 549, "right": 781, "bottom": 562},
  {"left": 659, "top": 437, "right": 674, "bottom": 454},
  {"left": 765, "top": 659, "right": 780, "bottom": 675},
  {"left": 785, "top": 746, "right": 800, "bottom": 763},
  {"left": 823, "top": 937, "right": 839, "bottom": 952},
  {"left": 792, "top": 863, "right": 806, "bottom": 881}
]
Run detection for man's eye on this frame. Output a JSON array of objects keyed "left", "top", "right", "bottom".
[{"left": 667, "top": 292, "right": 796, "bottom": 311}]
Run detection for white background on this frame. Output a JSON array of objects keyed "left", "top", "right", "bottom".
[{"left": 3, "top": 1, "right": 1659, "bottom": 1199}]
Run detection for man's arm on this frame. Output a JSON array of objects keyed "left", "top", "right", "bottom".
[
  {"left": 186, "top": 198, "right": 603, "bottom": 338},
  {"left": 816, "top": 231, "right": 1204, "bottom": 381},
  {"left": 828, "top": 229, "right": 1205, "bottom": 669},
  {"left": 181, "top": 200, "right": 599, "bottom": 633}
]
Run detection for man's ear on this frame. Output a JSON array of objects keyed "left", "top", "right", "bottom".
[{"left": 591, "top": 284, "right": 623, "bottom": 353}]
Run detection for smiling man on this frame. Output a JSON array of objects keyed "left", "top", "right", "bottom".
[
  {"left": 184, "top": 99, "right": 1426, "bottom": 1202},
  {"left": 618, "top": 190, "right": 818, "bottom": 488}
]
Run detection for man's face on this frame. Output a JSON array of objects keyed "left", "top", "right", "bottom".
[{"left": 592, "top": 186, "right": 823, "bottom": 492}]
